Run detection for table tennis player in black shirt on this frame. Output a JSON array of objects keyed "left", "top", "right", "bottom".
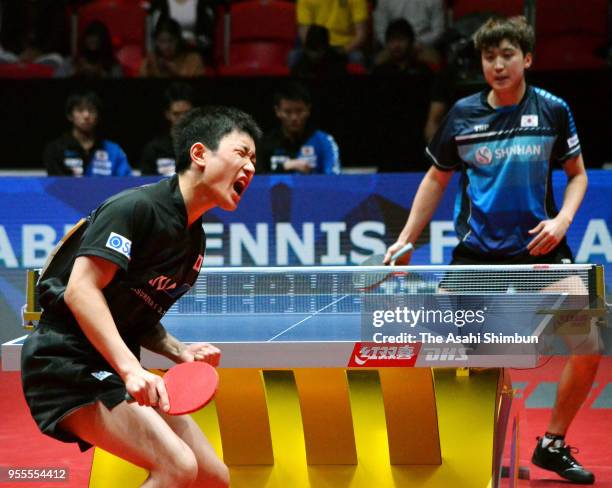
[{"left": 21, "top": 106, "right": 261, "bottom": 488}]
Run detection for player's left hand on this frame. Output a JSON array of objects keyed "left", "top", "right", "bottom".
[
  {"left": 179, "top": 343, "right": 221, "bottom": 366},
  {"left": 527, "top": 216, "right": 570, "bottom": 256}
]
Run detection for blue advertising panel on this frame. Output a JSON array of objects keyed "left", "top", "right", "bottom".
[{"left": 0, "top": 172, "right": 610, "bottom": 333}]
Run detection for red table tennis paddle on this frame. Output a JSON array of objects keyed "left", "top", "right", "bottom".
[{"left": 126, "top": 361, "right": 219, "bottom": 415}]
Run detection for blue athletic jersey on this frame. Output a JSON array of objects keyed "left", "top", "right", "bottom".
[
  {"left": 82, "top": 141, "right": 132, "bottom": 177},
  {"left": 268, "top": 129, "right": 341, "bottom": 175},
  {"left": 425, "top": 85, "right": 581, "bottom": 256}
]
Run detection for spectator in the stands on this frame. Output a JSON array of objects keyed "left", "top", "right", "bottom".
[
  {"left": 44, "top": 91, "right": 132, "bottom": 177},
  {"left": 0, "top": 0, "right": 67, "bottom": 68},
  {"left": 294, "top": 0, "right": 369, "bottom": 67},
  {"left": 373, "top": 0, "right": 444, "bottom": 65},
  {"left": 371, "top": 19, "right": 432, "bottom": 77},
  {"left": 56, "top": 21, "right": 123, "bottom": 78},
  {"left": 291, "top": 25, "right": 348, "bottom": 81},
  {"left": 423, "top": 40, "right": 485, "bottom": 142},
  {"left": 259, "top": 82, "right": 341, "bottom": 175},
  {"left": 140, "top": 17, "right": 205, "bottom": 77},
  {"left": 148, "top": 0, "right": 219, "bottom": 65},
  {"left": 140, "top": 82, "right": 195, "bottom": 176}
]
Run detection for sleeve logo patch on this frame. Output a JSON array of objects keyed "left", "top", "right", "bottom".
[
  {"left": 567, "top": 134, "right": 579, "bottom": 148},
  {"left": 106, "top": 232, "right": 132, "bottom": 259}
]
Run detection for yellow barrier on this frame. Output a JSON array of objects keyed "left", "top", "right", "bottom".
[{"left": 90, "top": 367, "right": 510, "bottom": 488}]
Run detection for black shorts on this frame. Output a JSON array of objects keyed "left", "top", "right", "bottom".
[
  {"left": 439, "top": 240, "right": 575, "bottom": 293},
  {"left": 20, "top": 318, "right": 136, "bottom": 451}
]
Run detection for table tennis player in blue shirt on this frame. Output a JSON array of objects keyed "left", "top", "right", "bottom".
[{"left": 385, "top": 16, "right": 599, "bottom": 484}]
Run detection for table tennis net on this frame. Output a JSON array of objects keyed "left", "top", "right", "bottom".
[{"left": 166, "top": 265, "right": 597, "bottom": 316}]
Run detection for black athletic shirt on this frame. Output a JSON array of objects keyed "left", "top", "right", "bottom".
[{"left": 38, "top": 175, "right": 205, "bottom": 342}]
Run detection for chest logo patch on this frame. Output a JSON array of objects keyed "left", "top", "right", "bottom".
[
  {"left": 95, "top": 150, "right": 109, "bottom": 160},
  {"left": 521, "top": 115, "right": 539, "bottom": 127},
  {"left": 106, "top": 232, "right": 132, "bottom": 259},
  {"left": 475, "top": 146, "right": 493, "bottom": 165},
  {"left": 149, "top": 275, "right": 177, "bottom": 292},
  {"left": 301, "top": 145, "right": 315, "bottom": 156}
]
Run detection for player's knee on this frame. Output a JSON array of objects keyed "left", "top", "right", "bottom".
[
  {"left": 161, "top": 446, "right": 198, "bottom": 487},
  {"left": 196, "top": 460, "right": 230, "bottom": 488},
  {"left": 213, "top": 463, "right": 230, "bottom": 488}
]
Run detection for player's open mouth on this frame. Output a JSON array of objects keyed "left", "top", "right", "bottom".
[{"left": 233, "top": 177, "right": 249, "bottom": 197}]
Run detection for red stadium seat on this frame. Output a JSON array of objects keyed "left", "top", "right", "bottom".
[
  {"left": 0, "top": 63, "right": 55, "bottom": 79},
  {"left": 116, "top": 44, "right": 144, "bottom": 77},
  {"left": 347, "top": 63, "right": 367, "bottom": 75},
  {"left": 216, "top": 0, "right": 297, "bottom": 76},
  {"left": 76, "top": 0, "right": 148, "bottom": 51},
  {"left": 452, "top": 0, "right": 523, "bottom": 20},
  {"left": 230, "top": 0, "right": 296, "bottom": 43},
  {"left": 533, "top": 0, "right": 607, "bottom": 71},
  {"left": 216, "top": 64, "right": 290, "bottom": 77},
  {"left": 229, "top": 42, "right": 291, "bottom": 68}
]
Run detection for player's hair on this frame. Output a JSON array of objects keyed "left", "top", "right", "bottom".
[
  {"left": 153, "top": 16, "right": 186, "bottom": 55},
  {"left": 172, "top": 106, "right": 262, "bottom": 173},
  {"left": 473, "top": 16, "right": 535, "bottom": 55},
  {"left": 164, "top": 82, "right": 196, "bottom": 110},
  {"left": 65, "top": 90, "right": 102, "bottom": 117},
  {"left": 385, "top": 19, "right": 415, "bottom": 44},
  {"left": 274, "top": 81, "right": 311, "bottom": 107}
]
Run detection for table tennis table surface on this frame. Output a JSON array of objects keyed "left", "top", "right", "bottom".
[{"left": 4, "top": 264, "right": 602, "bottom": 370}]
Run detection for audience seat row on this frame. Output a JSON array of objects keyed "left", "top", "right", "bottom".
[{"left": 0, "top": 0, "right": 607, "bottom": 79}]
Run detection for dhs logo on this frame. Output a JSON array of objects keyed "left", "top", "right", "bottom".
[
  {"left": 347, "top": 342, "right": 421, "bottom": 367},
  {"left": 475, "top": 146, "right": 493, "bottom": 165},
  {"left": 106, "top": 232, "right": 132, "bottom": 259},
  {"left": 423, "top": 346, "right": 470, "bottom": 362}
]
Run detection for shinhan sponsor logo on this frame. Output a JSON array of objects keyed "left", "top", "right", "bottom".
[
  {"left": 475, "top": 146, "right": 493, "bottom": 164},
  {"left": 495, "top": 144, "right": 542, "bottom": 158}
]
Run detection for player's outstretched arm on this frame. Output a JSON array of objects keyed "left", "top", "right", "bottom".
[
  {"left": 65, "top": 255, "right": 169, "bottom": 410},
  {"left": 384, "top": 166, "right": 454, "bottom": 264},
  {"left": 558, "top": 153, "right": 588, "bottom": 228},
  {"left": 140, "top": 323, "right": 221, "bottom": 367},
  {"left": 527, "top": 154, "right": 587, "bottom": 256}
]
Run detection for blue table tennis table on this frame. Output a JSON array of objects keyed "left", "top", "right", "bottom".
[{"left": 2, "top": 264, "right": 606, "bottom": 488}]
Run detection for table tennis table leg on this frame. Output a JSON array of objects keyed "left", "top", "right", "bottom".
[
  {"left": 293, "top": 368, "right": 358, "bottom": 465},
  {"left": 215, "top": 368, "right": 274, "bottom": 465},
  {"left": 378, "top": 368, "right": 442, "bottom": 465}
]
